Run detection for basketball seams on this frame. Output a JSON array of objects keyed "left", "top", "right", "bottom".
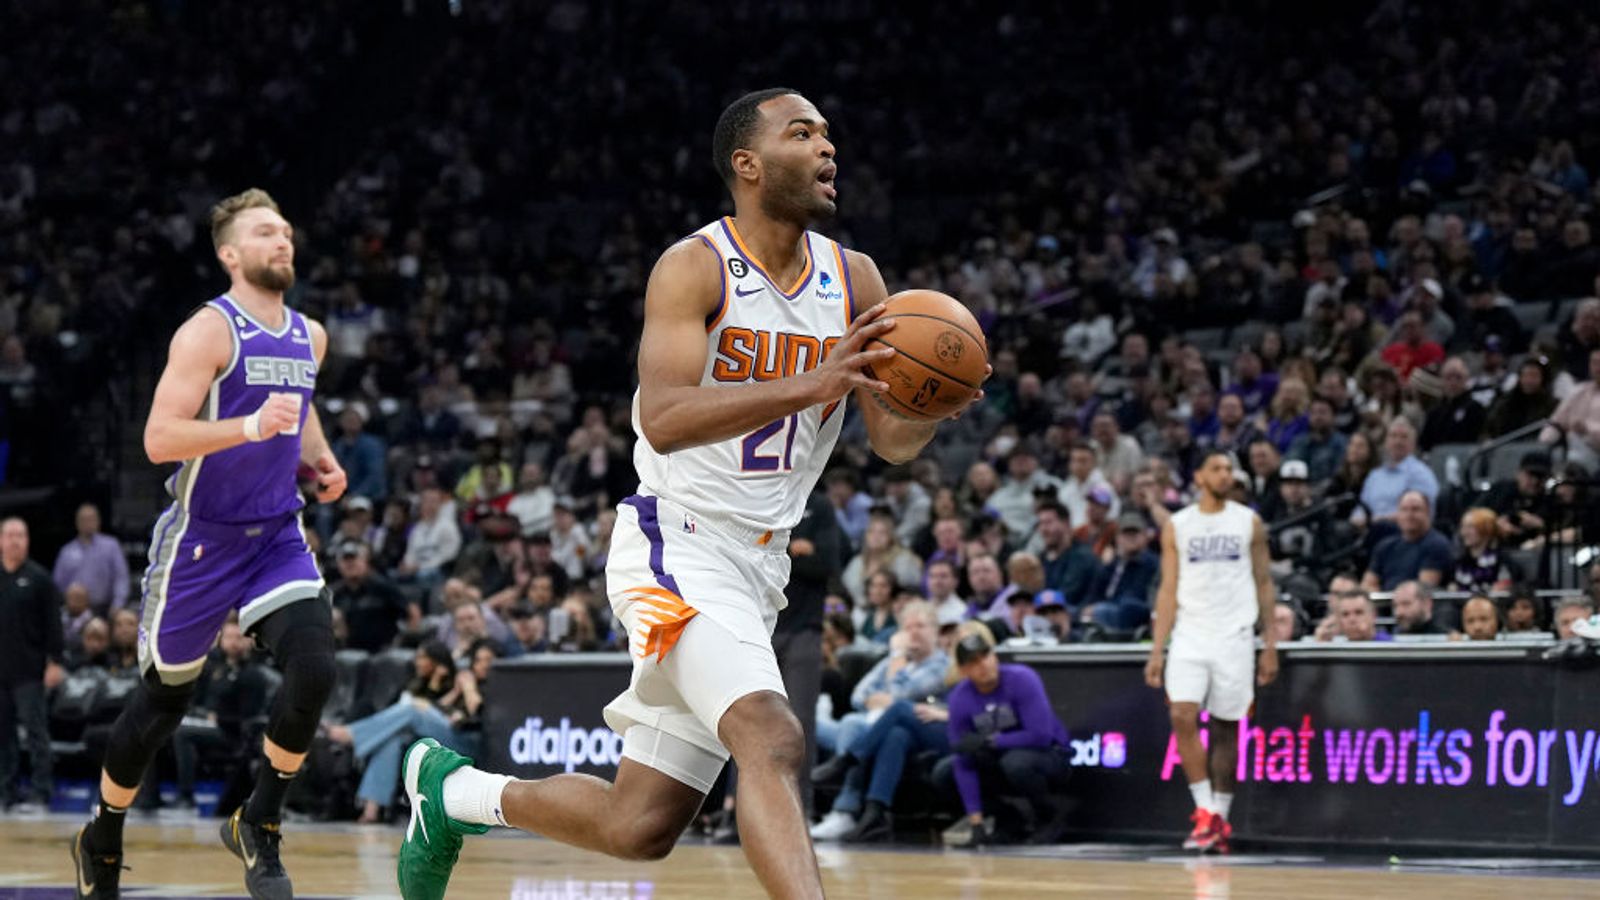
[
  {"left": 869, "top": 337, "right": 980, "bottom": 389},
  {"left": 881, "top": 312, "right": 986, "bottom": 353}
]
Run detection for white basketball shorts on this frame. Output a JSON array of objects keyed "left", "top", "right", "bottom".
[
  {"left": 1164, "top": 626, "right": 1257, "bottom": 721},
  {"left": 600, "top": 493, "right": 792, "bottom": 792}
]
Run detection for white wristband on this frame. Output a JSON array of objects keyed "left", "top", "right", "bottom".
[{"left": 243, "top": 410, "right": 265, "bottom": 442}]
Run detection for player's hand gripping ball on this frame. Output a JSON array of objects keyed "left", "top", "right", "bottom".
[{"left": 862, "top": 290, "right": 989, "bottom": 421}]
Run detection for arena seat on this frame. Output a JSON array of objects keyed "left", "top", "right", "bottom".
[
  {"left": 351, "top": 647, "right": 416, "bottom": 718},
  {"left": 837, "top": 644, "right": 889, "bottom": 697},
  {"left": 1514, "top": 300, "right": 1555, "bottom": 333},
  {"left": 1486, "top": 441, "right": 1548, "bottom": 483},
  {"left": 321, "top": 649, "right": 371, "bottom": 724}
]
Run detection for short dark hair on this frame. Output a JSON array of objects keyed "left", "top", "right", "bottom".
[
  {"left": 1200, "top": 448, "right": 1234, "bottom": 469},
  {"left": 1036, "top": 500, "right": 1070, "bottom": 521},
  {"left": 712, "top": 87, "right": 799, "bottom": 186}
]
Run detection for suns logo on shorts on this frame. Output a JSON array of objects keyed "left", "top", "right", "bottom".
[{"left": 623, "top": 585, "right": 699, "bottom": 662}]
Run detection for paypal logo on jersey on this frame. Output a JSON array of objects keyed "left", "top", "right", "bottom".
[
  {"left": 815, "top": 270, "right": 843, "bottom": 301},
  {"left": 1186, "top": 534, "right": 1243, "bottom": 563},
  {"left": 244, "top": 357, "right": 317, "bottom": 389}
]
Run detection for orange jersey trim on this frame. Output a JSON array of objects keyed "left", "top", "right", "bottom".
[{"left": 721, "top": 217, "right": 814, "bottom": 298}]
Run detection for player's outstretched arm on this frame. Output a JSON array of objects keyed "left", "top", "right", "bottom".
[
  {"left": 1144, "top": 519, "right": 1180, "bottom": 688},
  {"left": 637, "top": 238, "right": 897, "bottom": 454},
  {"left": 144, "top": 308, "right": 299, "bottom": 464}
]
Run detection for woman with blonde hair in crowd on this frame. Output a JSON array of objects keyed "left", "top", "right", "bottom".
[
  {"left": 1261, "top": 377, "right": 1311, "bottom": 453},
  {"left": 843, "top": 512, "right": 925, "bottom": 608}
]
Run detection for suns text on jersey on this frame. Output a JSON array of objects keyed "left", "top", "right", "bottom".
[
  {"left": 711, "top": 328, "right": 843, "bottom": 382},
  {"left": 1185, "top": 534, "right": 1243, "bottom": 563}
]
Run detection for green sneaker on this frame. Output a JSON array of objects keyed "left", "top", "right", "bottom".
[{"left": 396, "top": 738, "right": 491, "bottom": 900}]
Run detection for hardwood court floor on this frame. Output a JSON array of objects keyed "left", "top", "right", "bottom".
[{"left": 1, "top": 815, "right": 1596, "bottom": 899}]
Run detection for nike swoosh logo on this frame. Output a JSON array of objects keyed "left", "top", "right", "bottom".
[
  {"left": 414, "top": 795, "right": 432, "bottom": 846},
  {"left": 75, "top": 838, "right": 94, "bottom": 896},
  {"left": 237, "top": 818, "right": 257, "bottom": 868},
  {"left": 240, "top": 329, "right": 262, "bottom": 339},
  {"left": 734, "top": 286, "right": 761, "bottom": 297}
]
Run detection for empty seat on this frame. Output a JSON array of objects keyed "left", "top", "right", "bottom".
[
  {"left": 351, "top": 647, "right": 415, "bottom": 718},
  {"left": 322, "top": 649, "right": 371, "bottom": 723},
  {"left": 1427, "top": 443, "right": 1478, "bottom": 490},
  {"left": 1185, "top": 327, "right": 1228, "bottom": 352},
  {"left": 1485, "top": 441, "right": 1546, "bottom": 483},
  {"left": 1513, "top": 301, "right": 1553, "bottom": 332}
]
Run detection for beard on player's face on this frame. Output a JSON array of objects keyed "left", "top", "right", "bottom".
[
  {"left": 758, "top": 156, "right": 835, "bottom": 225},
  {"left": 243, "top": 257, "right": 295, "bottom": 292}
]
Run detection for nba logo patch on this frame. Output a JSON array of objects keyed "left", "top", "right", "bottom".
[{"left": 683, "top": 515, "right": 696, "bottom": 534}]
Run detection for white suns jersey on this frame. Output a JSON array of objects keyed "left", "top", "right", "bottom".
[
  {"left": 1170, "top": 500, "right": 1261, "bottom": 641},
  {"left": 631, "top": 217, "right": 856, "bottom": 533}
]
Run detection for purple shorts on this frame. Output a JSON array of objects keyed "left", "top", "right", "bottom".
[{"left": 137, "top": 506, "right": 324, "bottom": 684}]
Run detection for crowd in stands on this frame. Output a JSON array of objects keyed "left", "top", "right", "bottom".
[{"left": 7, "top": 0, "right": 1600, "bottom": 829}]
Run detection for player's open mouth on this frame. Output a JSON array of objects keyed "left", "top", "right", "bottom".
[{"left": 817, "top": 165, "right": 837, "bottom": 199}]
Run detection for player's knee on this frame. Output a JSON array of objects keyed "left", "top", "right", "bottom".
[
  {"left": 1170, "top": 706, "right": 1201, "bottom": 732},
  {"left": 729, "top": 708, "right": 805, "bottom": 774},
  {"left": 282, "top": 644, "right": 336, "bottom": 712},
  {"left": 612, "top": 808, "right": 683, "bottom": 861},
  {"left": 722, "top": 691, "right": 805, "bottom": 772},
  {"left": 270, "top": 613, "right": 339, "bottom": 714}
]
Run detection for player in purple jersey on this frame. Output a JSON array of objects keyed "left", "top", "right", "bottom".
[{"left": 71, "top": 189, "right": 348, "bottom": 900}]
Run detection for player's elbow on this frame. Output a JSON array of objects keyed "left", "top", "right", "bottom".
[
  {"left": 144, "top": 423, "right": 177, "bottom": 465},
  {"left": 872, "top": 443, "right": 920, "bottom": 465},
  {"left": 639, "top": 420, "right": 685, "bottom": 456}
]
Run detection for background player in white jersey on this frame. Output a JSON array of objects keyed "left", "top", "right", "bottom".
[
  {"left": 397, "top": 88, "right": 984, "bottom": 900},
  {"left": 1144, "top": 449, "right": 1278, "bottom": 854}
]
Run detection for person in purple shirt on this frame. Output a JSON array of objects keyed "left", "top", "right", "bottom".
[
  {"left": 1225, "top": 347, "right": 1280, "bottom": 417},
  {"left": 52, "top": 503, "right": 130, "bottom": 615},
  {"left": 933, "top": 634, "right": 1071, "bottom": 846}
]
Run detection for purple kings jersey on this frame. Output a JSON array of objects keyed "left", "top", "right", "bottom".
[{"left": 164, "top": 295, "right": 317, "bottom": 525}]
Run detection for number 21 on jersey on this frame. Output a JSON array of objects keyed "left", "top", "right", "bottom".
[{"left": 741, "top": 414, "right": 799, "bottom": 472}]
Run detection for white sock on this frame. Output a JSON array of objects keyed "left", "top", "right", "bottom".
[
  {"left": 1188, "top": 780, "right": 1213, "bottom": 813},
  {"left": 1211, "top": 792, "right": 1233, "bottom": 820},
  {"left": 441, "top": 767, "right": 514, "bottom": 827}
]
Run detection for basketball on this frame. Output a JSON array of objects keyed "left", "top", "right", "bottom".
[{"left": 863, "top": 289, "right": 988, "bottom": 421}]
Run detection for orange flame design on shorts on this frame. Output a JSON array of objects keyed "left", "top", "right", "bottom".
[{"left": 625, "top": 585, "right": 699, "bottom": 662}]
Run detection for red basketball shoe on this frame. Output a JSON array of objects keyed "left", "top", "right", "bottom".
[
  {"left": 1182, "top": 809, "right": 1216, "bottom": 851},
  {"left": 1206, "top": 816, "right": 1233, "bottom": 855}
]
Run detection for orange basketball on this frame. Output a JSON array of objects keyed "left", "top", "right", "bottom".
[{"left": 863, "top": 290, "right": 988, "bottom": 421}]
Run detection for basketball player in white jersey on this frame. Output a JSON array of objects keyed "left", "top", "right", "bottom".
[
  {"left": 1144, "top": 449, "right": 1278, "bottom": 854},
  {"left": 396, "top": 89, "right": 983, "bottom": 900}
]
